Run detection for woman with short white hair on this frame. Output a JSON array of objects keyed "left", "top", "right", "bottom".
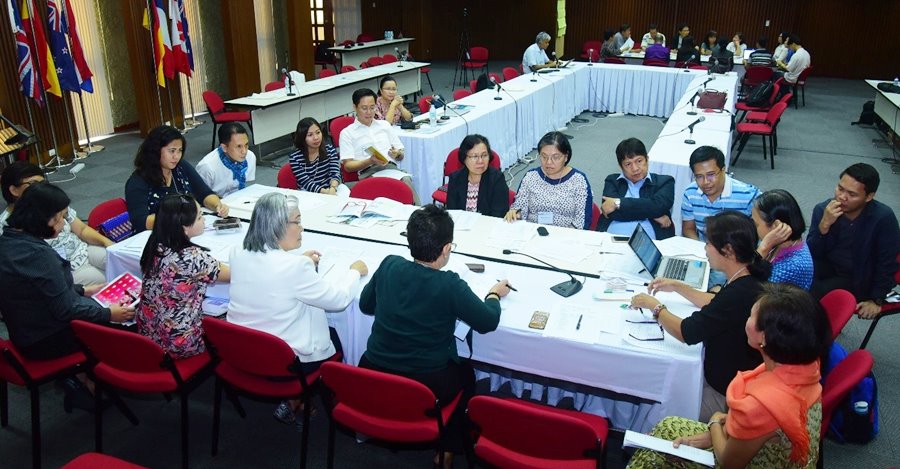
[{"left": 227, "top": 192, "right": 367, "bottom": 425}]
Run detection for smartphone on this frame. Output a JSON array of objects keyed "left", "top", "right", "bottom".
[
  {"left": 611, "top": 235, "right": 629, "bottom": 242},
  {"left": 528, "top": 311, "right": 550, "bottom": 330}
]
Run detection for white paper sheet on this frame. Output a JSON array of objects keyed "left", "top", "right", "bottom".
[
  {"left": 370, "top": 168, "right": 409, "bottom": 180},
  {"left": 622, "top": 430, "right": 714, "bottom": 467},
  {"left": 448, "top": 210, "right": 480, "bottom": 231}
]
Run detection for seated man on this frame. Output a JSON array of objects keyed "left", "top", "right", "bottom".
[
  {"left": 641, "top": 23, "right": 666, "bottom": 50},
  {"left": 339, "top": 88, "right": 419, "bottom": 204},
  {"left": 748, "top": 37, "right": 774, "bottom": 66},
  {"left": 196, "top": 122, "right": 256, "bottom": 197},
  {"left": 808, "top": 163, "right": 900, "bottom": 318},
  {"left": 775, "top": 34, "right": 810, "bottom": 84},
  {"left": 644, "top": 36, "right": 669, "bottom": 61},
  {"left": 612, "top": 23, "right": 633, "bottom": 53},
  {"left": 522, "top": 31, "right": 557, "bottom": 72},
  {"left": 597, "top": 138, "right": 675, "bottom": 240},
  {"left": 672, "top": 23, "right": 690, "bottom": 50}
]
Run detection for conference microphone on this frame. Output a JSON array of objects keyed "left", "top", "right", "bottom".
[
  {"left": 502, "top": 249, "right": 583, "bottom": 297},
  {"left": 587, "top": 48, "right": 594, "bottom": 66},
  {"left": 700, "top": 76, "right": 715, "bottom": 89},
  {"left": 686, "top": 90, "right": 701, "bottom": 115},
  {"left": 282, "top": 68, "right": 296, "bottom": 96},
  {"left": 432, "top": 94, "right": 451, "bottom": 120},
  {"left": 684, "top": 116, "right": 705, "bottom": 145},
  {"left": 490, "top": 76, "right": 502, "bottom": 100}
]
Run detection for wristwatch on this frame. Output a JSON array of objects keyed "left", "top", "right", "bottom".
[
  {"left": 652, "top": 303, "right": 667, "bottom": 319},
  {"left": 614, "top": 198, "right": 621, "bottom": 209}
]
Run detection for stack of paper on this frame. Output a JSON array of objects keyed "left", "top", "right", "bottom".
[
  {"left": 448, "top": 210, "right": 480, "bottom": 231},
  {"left": 622, "top": 431, "right": 714, "bottom": 467}
]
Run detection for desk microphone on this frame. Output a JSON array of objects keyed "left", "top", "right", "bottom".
[
  {"left": 433, "top": 95, "right": 469, "bottom": 132},
  {"left": 489, "top": 76, "right": 503, "bottom": 100},
  {"left": 684, "top": 116, "right": 705, "bottom": 145},
  {"left": 432, "top": 94, "right": 451, "bottom": 120},
  {"left": 700, "top": 76, "right": 715, "bottom": 89},
  {"left": 501, "top": 249, "right": 583, "bottom": 297},
  {"left": 530, "top": 70, "right": 538, "bottom": 82},
  {"left": 686, "top": 90, "right": 701, "bottom": 116},
  {"left": 281, "top": 68, "right": 296, "bottom": 96}
]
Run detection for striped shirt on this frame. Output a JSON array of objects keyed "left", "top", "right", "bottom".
[
  {"left": 289, "top": 143, "right": 342, "bottom": 193},
  {"left": 682, "top": 175, "right": 759, "bottom": 240}
]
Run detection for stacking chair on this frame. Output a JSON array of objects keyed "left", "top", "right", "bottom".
[
  {"left": 580, "top": 40, "right": 602, "bottom": 61},
  {"left": 87, "top": 198, "right": 128, "bottom": 230},
  {"left": 590, "top": 203, "right": 601, "bottom": 231},
  {"left": 431, "top": 148, "right": 501, "bottom": 204},
  {"left": 356, "top": 33, "right": 374, "bottom": 43},
  {"left": 820, "top": 289, "right": 857, "bottom": 341},
  {"left": 463, "top": 46, "right": 490, "bottom": 82},
  {"left": 469, "top": 80, "right": 478, "bottom": 93},
  {"left": 1, "top": 338, "right": 86, "bottom": 469},
  {"left": 731, "top": 102, "right": 788, "bottom": 169},
  {"left": 508, "top": 190, "right": 516, "bottom": 206},
  {"left": 71, "top": 320, "right": 212, "bottom": 469},
  {"left": 264, "top": 81, "right": 285, "bottom": 92},
  {"left": 468, "top": 396, "right": 609, "bottom": 469},
  {"left": 742, "top": 66, "right": 774, "bottom": 92},
  {"left": 602, "top": 57, "right": 625, "bottom": 64},
  {"left": 319, "top": 361, "right": 463, "bottom": 469},
  {"left": 339, "top": 65, "right": 357, "bottom": 74},
  {"left": 736, "top": 77, "right": 783, "bottom": 121},
  {"left": 453, "top": 89, "right": 472, "bottom": 101},
  {"left": 202, "top": 91, "right": 252, "bottom": 151},
  {"left": 277, "top": 163, "right": 298, "bottom": 189},
  {"left": 350, "top": 178, "right": 414, "bottom": 204},
  {"left": 819, "top": 350, "right": 874, "bottom": 469},
  {"left": 202, "top": 318, "right": 340, "bottom": 468},
  {"left": 418, "top": 96, "right": 432, "bottom": 114},
  {"left": 329, "top": 116, "right": 358, "bottom": 184},
  {"left": 744, "top": 92, "right": 793, "bottom": 123},
  {"left": 366, "top": 56, "right": 385, "bottom": 67},
  {"left": 793, "top": 66, "right": 813, "bottom": 108},
  {"left": 381, "top": 54, "right": 398, "bottom": 63},
  {"left": 488, "top": 72, "right": 503, "bottom": 84},
  {"left": 502, "top": 67, "right": 520, "bottom": 81},
  {"left": 859, "top": 252, "right": 900, "bottom": 349},
  {"left": 642, "top": 59, "right": 669, "bottom": 67},
  {"left": 62, "top": 453, "right": 148, "bottom": 469},
  {"left": 319, "top": 69, "right": 337, "bottom": 79}
]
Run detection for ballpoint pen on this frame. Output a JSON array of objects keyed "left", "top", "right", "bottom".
[
  {"left": 497, "top": 279, "right": 518, "bottom": 292},
  {"left": 576, "top": 314, "right": 583, "bottom": 330}
]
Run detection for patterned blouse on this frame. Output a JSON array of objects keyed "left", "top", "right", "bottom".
[
  {"left": 374, "top": 97, "right": 401, "bottom": 125},
  {"left": 137, "top": 244, "right": 220, "bottom": 359},
  {"left": 0, "top": 207, "right": 90, "bottom": 270},
  {"left": 465, "top": 182, "right": 479, "bottom": 212},
  {"left": 769, "top": 242, "right": 814, "bottom": 290},
  {"left": 511, "top": 167, "right": 593, "bottom": 229}
]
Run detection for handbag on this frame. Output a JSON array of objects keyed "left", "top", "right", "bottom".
[{"left": 697, "top": 90, "right": 727, "bottom": 110}]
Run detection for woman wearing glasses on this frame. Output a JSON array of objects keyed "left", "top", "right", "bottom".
[
  {"left": 137, "top": 193, "right": 230, "bottom": 359},
  {"left": 228, "top": 192, "right": 367, "bottom": 425},
  {"left": 504, "top": 131, "right": 593, "bottom": 229},
  {"left": 445, "top": 134, "right": 510, "bottom": 217},
  {"left": 630, "top": 211, "right": 770, "bottom": 422}
]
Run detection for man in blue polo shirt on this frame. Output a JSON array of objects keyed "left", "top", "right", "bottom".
[{"left": 682, "top": 146, "right": 759, "bottom": 286}]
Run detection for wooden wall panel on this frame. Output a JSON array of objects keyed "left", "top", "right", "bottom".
[
  {"left": 286, "top": 1, "right": 315, "bottom": 80},
  {"left": 221, "top": 0, "right": 261, "bottom": 98}
]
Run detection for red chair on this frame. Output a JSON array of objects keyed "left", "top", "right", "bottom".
[
  {"left": 488, "top": 72, "right": 503, "bottom": 84},
  {"left": 469, "top": 80, "right": 478, "bottom": 93},
  {"left": 264, "top": 81, "right": 285, "bottom": 92},
  {"left": 366, "top": 56, "right": 385, "bottom": 67},
  {"left": 431, "top": 148, "right": 501, "bottom": 204},
  {"left": 382, "top": 53, "right": 398, "bottom": 63},
  {"left": 793, "top": 65, "right": 813, "bottom": 108},
  {"left": 674, "top": 61, "right": 689, "bottom": 68},
  {"left": 339, "top": 65, "right": 356, "bottom": 74},
  {"left": 736, "top": 77, "right": 784, "bottom": 120},
  {"left": 277, "top": 163, "right": 298, "bottom": 189},
  {"left": 418, "top": 96, "right": 432, "bottom": 114},
  {"left": 745, "top": 92, "right": 793, "bottom": 123},
  {"left": 590, "top": 203, "right": 601, "bottom": 231},
  {"left": 468, "top": 396, "right": 609, "bottom": 469},
  {"left": 359, "top": 61, "right": 370, "bottom": 69},
  {"left": 62, "top": 453, "right": 148, "bottom": 469},
  {"left": 330, "top": 116, "right": 359, "bottom": 183},
  {"left": 820, "top": 290, "right": 857, "bottom": 341},
  {"left": 502, "top": 67, "right": 519, "bottom": 81},
  {"left": 820, "top": 350, "right": 874, "bottom": 467},
  {"left": 356, "top": 33, "right": 374, "bottom": 43},
  {"left": 350, "top": 178, "right": 414, "bottom": 204},
  {"left": 71, "top": 320, "right": 213, "bottom": 469},
  {"left": 1, "top": 338, "right": 86, "bottom": 469},
  {"left": 742, "top": 66, "right": 775, "bottom": 90},
  {"left": 508, "top": 190, "right": 516, "bottom": 207},
  {"left": 463, "top": 46, "right": 489, "bottom": 82},
  {"left": 859, "top": 252, "right": 900, "bottom": 349},
  {"left": 642, "top": 59, "right": 669, "bottom": 67},
  {"left": 338, "top": 39, "right": 354, "bottom": 46},
  {"left": 580, "top": 40, "right": 603, "bottom": 61},
  {"left": 88, "top": 198, "right": 128, "bottom": 230},
  {"left": 202, "top": 318, "right": 340, "bottom": 468},
  {"left": 320, "top": 361, "right": 463, "bottom": 468},
  {"left": 731, "top": 102, "right": 788, "bottom": 169},
  {"left": 319, "top": 69, "right": 337, "bottom": 79},
  {"left": 688, "top": 64, "right": 707, "bottom": 70},
  {"left": 202, "top": 90, "right": 252, "bottom": 151},
  {"left": 602, "top": 57, "right": 625, "bottom": 64},
  {"left": 453, "top": 89, "right": 472, "bottom": 101},
  {"left": 314, "top": 42, "right": 339, "bottom": 73}
]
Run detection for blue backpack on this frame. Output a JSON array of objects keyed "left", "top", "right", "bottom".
[{"left": 823, "top": 342, "right": 878, "bottom": 444}]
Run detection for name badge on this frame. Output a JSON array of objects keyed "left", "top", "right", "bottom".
[{"left": 537, "top": 212, "right": 554, "bottom": 225}]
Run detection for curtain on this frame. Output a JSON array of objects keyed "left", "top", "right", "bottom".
[
  {"left": 333, "top": 0, "right": 360, "bottom": 44},
  {"left": 68, "top": 0, "right": 114, "bottom": 143}
]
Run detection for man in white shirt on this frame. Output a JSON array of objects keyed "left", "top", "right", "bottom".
[
  {"left": 640, "top": 23, "right": 666, "bottom": 50},
  {"left": 522, "top": 31, "right": 557, "bottom": 72},
  {"left": 196, "top": 123, "right": 256, "bottom": 197},
  {"left": 340, "top": 88, "right": 419, "bottom": 204},
  {"left": 776, "top": 35, "right": 810, "bottom": 84}
]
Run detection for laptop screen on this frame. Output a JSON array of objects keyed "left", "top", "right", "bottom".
[{"left": 627, "top": 224, "right": 663, "bottom": 274}]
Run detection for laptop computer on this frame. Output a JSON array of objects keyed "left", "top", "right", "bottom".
[{"left": 627, "top": 224, "right": 707, "bottom": 289}]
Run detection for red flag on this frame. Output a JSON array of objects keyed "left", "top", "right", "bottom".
[
  {"left": 21, "top": 0, "right": 61, "bottom": 97},
  {"left": 62, "top": 0, "right": 93, "bottom": 92},
  {"left": 168, "top": 0, "right": 190, "bottom": 76},
  {"left": 146, "top": 0, "right": 173, "bottom": 86}
]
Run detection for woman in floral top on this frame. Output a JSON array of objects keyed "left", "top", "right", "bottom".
[{"left": 137, "top": 193, "right": 230, "bottom": 358}]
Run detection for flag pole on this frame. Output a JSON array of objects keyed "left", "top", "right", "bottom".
[
  {"left": 23, "top": 97, "right": 43, "bottom": 165},
  {"left": 61, "top": 91, "right": 80, "bottom": 163},
  {"left": 74, "top": 92, "right": 103, "bottom": 157},
  {"left": 184, "top": 76, "right": 202, "bottom": 128},
  {"left": 146, "top": 0, "right": 164, "bottom": 124},
  {"left": 23, "top": 0, "right": 66, "bottom": 171}
]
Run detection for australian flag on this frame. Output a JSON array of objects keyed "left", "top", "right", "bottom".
[
  {"left": 48, "top": 0, "right": 93, "bottom": 93},
  {"left": 8, "top": 0, "right": 42, "bottom": 104}
]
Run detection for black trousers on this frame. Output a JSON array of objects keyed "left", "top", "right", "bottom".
[
  {"left": 17, "top": 327, "right": 81, "bottom": 361},
  {"left": 299, "top": 327, "right": 343, "bottom": 376},
  {"left": 358, "top": 355, "right": 475, "bottom": 453}
]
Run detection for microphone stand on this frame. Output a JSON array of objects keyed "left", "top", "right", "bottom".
[
  {"left": 285, "top": 70, "right": 296, "bottom": 97},
  {"left": 435, "top": 96, "right": 451, "bottom": 121},
  {"left": 685, "top": 123, "right": 699, "bottom": 145},
  {"left": 502, "top": 249, "right": 583, "bottom": 297},
  {"left": 530, "top": 70, "right": 537, "bottom": 82},
  {"left": 587, "top": 48, "right": 594, "bottom": 66},
  {"left": 686, "top": 91, "right": 700, "bottom": 116},
  {"left": 494, "top": 84, "right": 502, "bottom": 100}
]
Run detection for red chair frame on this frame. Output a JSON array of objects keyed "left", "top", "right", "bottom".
[
  {"left": 463, "top": 46, "right": 489, "bottom": 83},
  {"left": 319, "top": 69, "right": 337, "bottom": 79},
  {"left": 202, "top": 91, "right": 252, "bottom": 151},
  {"left": 87, "top": 198, "right": 128, "bottom": 230},
  {"left": 452, "top": 89, "right": 472, "bottom": 101},
  {"left": 793, "top": 65, "right": 813, "bottom": 108},
  {"left": 820, "top": 289, "right": 857, "bottom": 341},
  {"left": 819, "top": 350, "right": 874, "bottom": 468},
  {"left": 264, "top": 81, "right": 285, "bottom": 92},
  {"left": 859, "top": 252, "right": 900, "bottom": 349},
  {"left": 277, "top": 163, "right": 298, "bottom": 189},
  {"left": 329, "top": 116, "right": 358, "bottom": 183},
  {"left": 350, "top": 178, "right": 414, "bottom": 205},
  {"left": 431, "top": 148, "right": 501, "bottom": 204},
  {"left": 731, "top": 102, "right": 788, "bottom": 169},
  {"left": 502, "top": 67, "right": 520, "bottom": 81}
]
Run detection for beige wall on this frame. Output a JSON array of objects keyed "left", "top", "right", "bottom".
[
  {"left": 95, "top": 0, "right": 136, "bottom": 128},
  {"left": 197, "top": 1, "right": 230, "bottom": 99}
]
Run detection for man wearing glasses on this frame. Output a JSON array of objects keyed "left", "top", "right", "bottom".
[{"left": 681, "top": 146, "right": 759, "bottom": 286}]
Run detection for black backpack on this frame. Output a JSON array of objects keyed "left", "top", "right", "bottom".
[
  {"left": 852, "top": 100, "right": 876, "bottom": 126},
  {"left": 745, "top": 80, "right": 774, "bottom": 107}
]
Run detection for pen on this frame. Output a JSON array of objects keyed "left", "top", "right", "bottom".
[
  {"left": 498, "top": 279, "right": 518, "bottom": 292},
  {"left": 576, "top": 314, "right": 583, "bottom": 330}
]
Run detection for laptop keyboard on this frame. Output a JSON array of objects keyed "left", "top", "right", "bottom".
[{"left": 663, "top": 258, "right": 689, "bottom": 280}]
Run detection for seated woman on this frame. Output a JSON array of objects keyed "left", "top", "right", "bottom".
[
  {"left": 445, "top": 134, "right": 510, "bottom": 217},
  {"left": 699, "top": 30, "right": 719, "bottom": 55},
  {"left": 505, "top": 131, "right": 593, "bottom": 229},
  {"left": 727, "top": 32, "right": 747, "bottom": 56},
  {"left": 677, "top": 36, "right": 701, "bottom": 65},
  {"left": 627, "top": 283, "right": 827, "bottom": 468},
  {"left": 631, "top": 211, "right": 771, "bottom": 422},
  {"left": 753, "top": 189, "right": 814, "bottom": 290},
  {"left": 0, "top": 183, "right": 135, "bottom": 360},
  {"left": 359, "top": 205, "right": 510, "bottom": 468},
  {"left": 228, "top": 192, "right": 367, "bottom": 425},
  {"left": 598, "top": 138, "right": 675, "bottom": 239},
  {"left": 137, "top": 193, "right": 229, "bottom": 359},
  {"left": 600, "top": 29, "right": 621, "bottom": 60},
  {"left": 289, "top": 117, "right": 344, "bottom": 195},
  {"left": 374, "top": 75, "right": 412, "bottom": 125},
  {"left": 1, "top": 162, "right": 113, "bottom": 284},
  {"left": 126, "top": 125, "right": 229, "bottom": 233}
]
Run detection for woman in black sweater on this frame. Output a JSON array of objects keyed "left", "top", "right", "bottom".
[{"left": 445, "top": 134, "right": 510, "bottom": 217}]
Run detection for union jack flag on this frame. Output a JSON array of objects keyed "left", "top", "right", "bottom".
[{"left": 7, "top": 0, "right": 42, "bottom": 104}]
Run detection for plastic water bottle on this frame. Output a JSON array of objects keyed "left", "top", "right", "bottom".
[{"left": 429, "top": 102, "right": 437, "bottom": 126}]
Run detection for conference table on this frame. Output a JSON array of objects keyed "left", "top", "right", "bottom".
[
  {"left": 327, "top": 37, "right": 415, "bottom": 68},
  {"left": 620, "top": 50, "right": 747, "bottom": 79},
  {"left": 865, "top": 79, "right": 900, "bottom": 134},
  {"left": 225, "top": 61, "right": 428, "bottom": 145},
  {"left": 106, "top": 186, "right": 711, "bottom": 432}
]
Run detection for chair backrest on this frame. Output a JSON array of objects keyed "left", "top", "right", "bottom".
[
  {"left": 382, "top": 54, "right": 398, "bottom": 63},
  {"left": 502, "top": 67, "right": 519, "bottom": 81},
  {"left": 340, "top": 65, "right": 356, "bottom": 73},
  {"left": 820, "top": 289, "right": 857, "bottom": 341},
  {"left": 88, "top": 198, "right": 128, "bottom": 230},
  {"left": 603, "top": 57, "right": 625, "bottom": 64},
  {"left": 418, "top": 96, "right": 431, "bottom": 114},
  {"left": 277, "top": 163, "right": 298, "bottom": 189},
  {"left": 822, "top": 350, "right": 874, "bottom": 437},
  {"left": 776, "top": 92, "right": 794, "bottom": 107},
  {"left": 359, "top": 61, "right": 370, "bottom": 69},
  {"left": 453, "top": 89, "right": 472, "bottom": 101},
  {"left": 688, "top": 64, "right": 707, "bottom": 70},
  {"left": 765, "top": 102, "right": 789, "bottom": 125},
  {"left": 320, "top": 361, "right": 440, "bottom": 440},
  {"left": 468, "top": 396, "right": 601, "bottom": 464},
  {"left": 71, "top": 320, "right": 166, "bottom": 374},
  {"left": 356, "top": 33, "right": 374, "bottom": 43},
  {"left": 443, "top": 149, "right": 464, "bottom": 177},
  {"left": 339, "top": 39, "right": 354, "bottom": 46},
  {"left": 367, "top": 56, "right": 385, "bottom": 66},
  {"left": 202, "top": 317, "right": 297, "bottom": 378},
  {"left": 349, "top": 178, "right": 414, "bottom": 204},
  {"left": 590, "top": 203, "right": 601, "bottom": 231},
  {"left": 488, "top": 72, "right": 503, "bottom": 84},
  {"left": 744, "top": 66, "right": 774, "bottom": 85},
  {"left": 319, "top": 69, "right": 337, "bottom": 79},
  {"left": 469, "top": 46, "right": 489, "bottom": 61},
  {"left": 797, "top": 65, "right": 813, "bottom": 84},
  {"left": 329, "top": 116, "right": 355, "bottom": 148},
  {"left": 583, "top": 40, "right": 603, "bottom": 55},
  {"left": 469, "top": 80, "right": 477, "bottom": 93},
  {"left": 643, "top": 59, "right": 669, "bottom": 67},
  {"left": 264, "top": 81, "right": 285, "bottom": 92},
  {"left": 202, "top": 90, "right": 225, "bottom": 115}
]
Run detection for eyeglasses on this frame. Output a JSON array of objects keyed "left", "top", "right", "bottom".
[
  {"left": 693, "top": 169, "right": 721, "bottom": 183},
  {"left": 625, "top": 308, "right": 657, "bottom": 324},
  {"left": 466, "top": 153, "right": 490, "bottom": 161},
  {"left": 539, "top": 153, "right": 565, "bottom": 163}
]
